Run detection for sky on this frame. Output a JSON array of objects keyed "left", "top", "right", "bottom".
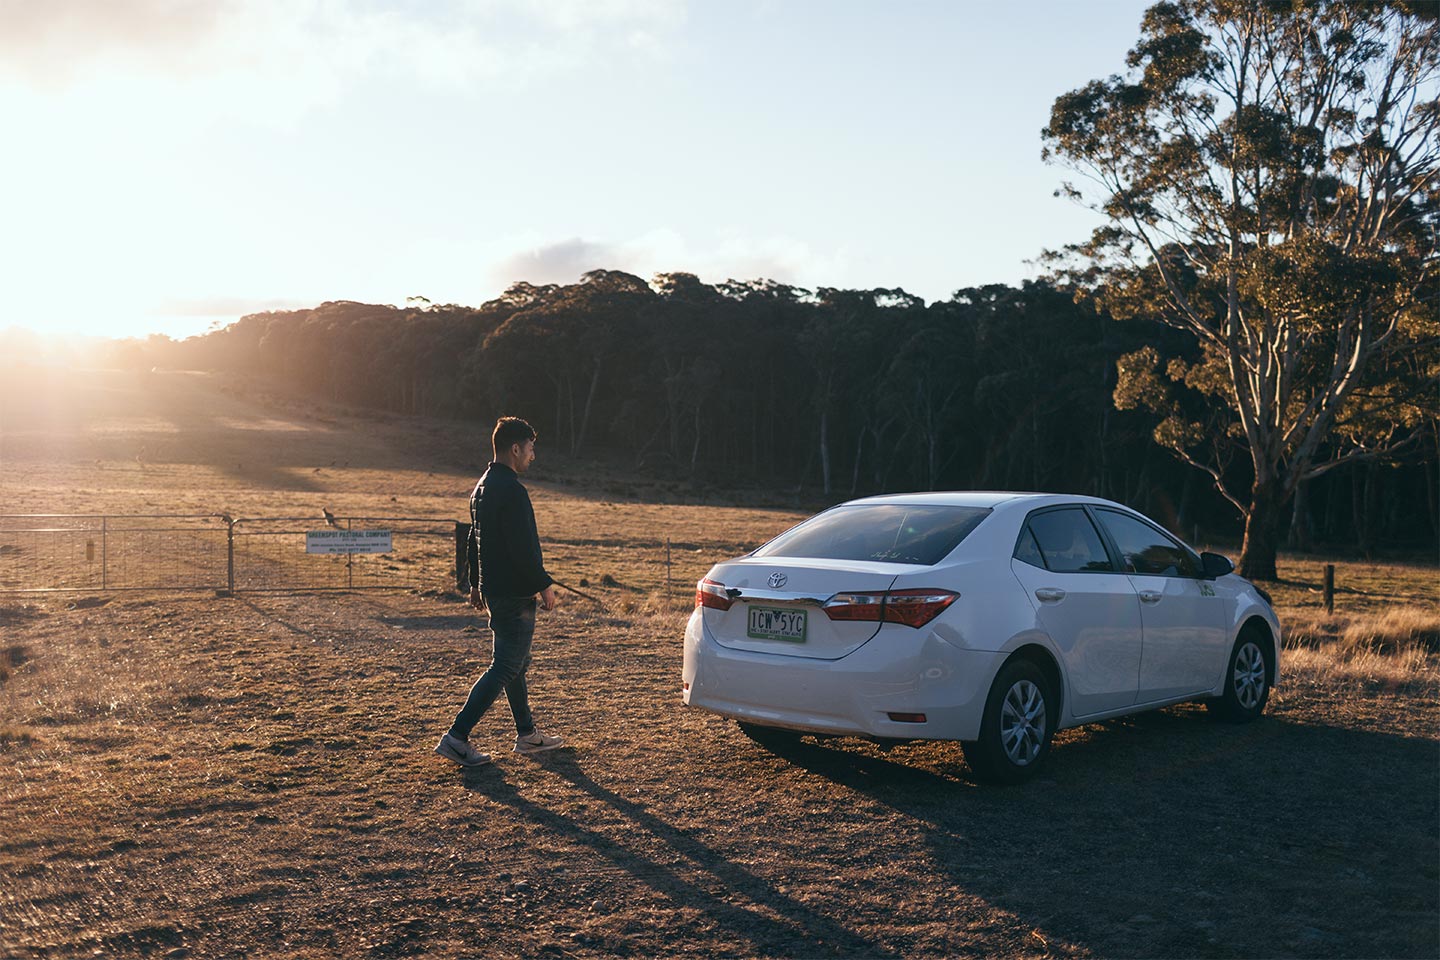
[{"left": 0, "top": 0, "right": 1154, "bottom": 341}]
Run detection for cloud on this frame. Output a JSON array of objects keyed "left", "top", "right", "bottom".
[
  {"left": 486, "top": 230, "right": 851, "bottom": 293},
  {"left": 0, "top": 0, "right": 233, "bottom": 82},
  {"left": 0, "top": 0, "right": 687, "bottom": 118},
  {"left": 488, "top": 238, "right": 624, "bottom": 288}
]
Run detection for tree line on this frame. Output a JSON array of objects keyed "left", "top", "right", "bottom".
[
  {"left": 143, "top": 271, "right": 1435, "bottom": 565},
  {"left": 86, "top": 0, "right": 1440, "bottom": 579}
]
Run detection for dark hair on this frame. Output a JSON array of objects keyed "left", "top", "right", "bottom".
[{"left": 492, "top": 416, "right": 537, "bottom": 455}]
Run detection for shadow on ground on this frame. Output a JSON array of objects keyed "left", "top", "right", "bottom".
[
  {"left": 754, "top": 710, "right": 1440, "bottom": 958},
  {"left": 465, "top": 752, "right": 902, "bottom": 957}
]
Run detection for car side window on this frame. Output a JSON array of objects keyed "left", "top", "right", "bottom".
[
  {"left": 1095, "top": 509, "right": 1201, "bottom": 578},
  {"left": 1013, "top": 526, "right": 1046, "bottom": 568},
  {"left": 1025, "top": 509, "right": 1115, "bottom": 573}
]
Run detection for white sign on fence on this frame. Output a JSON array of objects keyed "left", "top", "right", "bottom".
[{"left": 305, "top": 530, "right": 393, "bottom": 554}]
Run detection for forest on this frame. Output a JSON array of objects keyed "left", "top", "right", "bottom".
[
  {"left": 39, "top": 1, "right": 1440, "bottom": 576},
  {"left": 128, "top": 270, "right": 1435, "bottom": 559}
]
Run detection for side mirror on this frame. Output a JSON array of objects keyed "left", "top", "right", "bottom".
[{"left": 1200, "top": 551, "right": 1234, "bottom": 580}]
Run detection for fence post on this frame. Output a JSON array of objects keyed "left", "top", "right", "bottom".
[
  {"left": 665, "top": 537, "right": 672, "bottom": 609},
  {"left": 227, "top": 516, "right": 235, "bottom": 596},
  {"left": 101, "top": 516, "right": 108, "bottom": 592},
  {"left": 1323, "top": 563, "right": 1334, "bottom": 614},
  {"left": 455, "top": 522, "right": 471, "bottom": 592}
]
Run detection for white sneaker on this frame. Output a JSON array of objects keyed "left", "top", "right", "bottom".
[
  {"left": 435, "top": 733, "right": 491, "bottom": 767},
  {"left": 513, "top": 729, "right": 564, "bottom": 754}
]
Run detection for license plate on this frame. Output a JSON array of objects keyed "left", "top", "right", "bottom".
[{"left": 747, "top": 606, "right": 807, "bottom": 642}]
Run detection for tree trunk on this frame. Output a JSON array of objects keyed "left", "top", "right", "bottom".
[
  {"left": 1353, "top": 464, "right": 1376, "bottom": 559},
  {"left": 753, "top": 393, "right": 761, "bottom": 474},
  {"left": 1287, "top": 479, "right": 1313, "bottom": 553},
  {"left": 1097, "top": 406, "right": 1109, "bottom": 498},
  {"left": 850, "top": 430, "right": 864, "bottom": 495},
  {"left": 574, "top": 359, "right": 602, "bottom": 456},
  {"left": 1322, "top": 473, "right": 1341, "bottom": 541},
  {"left": 1363, "top": 462, "right": 1381, "bottom": 560},
  {"left": 1126, "top": 450, "right": 1149, "bottom": 511},
  {"left": 871, "top": 426, "right": 887, "bottom": 491},
  {"left": 1424, "top": 456, "right": 1438, "bottom": 542},
  {"left": 1238, "top": 477, "right": 1284, "bottom": 581},
  {"left": 818, "top": 408, "right": 832, "bottom": 495},
  {"left": 663, "top": 358, "right": 681, "bottom": 458},
  {"left": 690, "top": 401, "right": 703, "bottom": 473},
  {"left": 1031, "top": 398, "right": 1040, "bottom": 492},
  {"left": 552, "top": 376, "right": 564, "bottom": 445},
  {"left": 1382, "top": 470, "right": 1401, "bottom": 543},
  {"left": 927, "top": 427, "right": 938, "bottom": 491},
  {"left": 1176, "top": 469, "right": 1195, "bottom": 537}
]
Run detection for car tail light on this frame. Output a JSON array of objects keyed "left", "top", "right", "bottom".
[
  {"left": 823, "top": 589, "right": 958, "bottom": 628},
  {"left": 881, "top": 589, "right": 961, "bottom": 627},
  {"left": 695, "top": 577, "right": 733, "bottom": 611},
  {"left": 820, "top": 592, "right": 887, "bottom": 621}
]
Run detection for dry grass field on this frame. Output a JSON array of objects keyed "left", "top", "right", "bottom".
[{"left": 2, "top": 365, "right": 1437, "bottom": 959}]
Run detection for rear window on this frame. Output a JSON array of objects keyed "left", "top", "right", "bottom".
[{"left": 752, "top": 504, "right": 992, "bottom": 566}]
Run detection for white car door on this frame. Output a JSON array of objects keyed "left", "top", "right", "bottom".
[
  {"left": 1010, "top": 506, "right": 1142, "bottom": 717},
  {"left": 1093, "top": 508, "right": 1228, "bottom": 702}
]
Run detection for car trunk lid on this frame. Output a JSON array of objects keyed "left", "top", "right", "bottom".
[{"left": 700, "top": 557, "right": 904, "bottom": 660}]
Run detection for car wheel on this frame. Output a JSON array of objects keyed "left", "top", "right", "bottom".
[
  {"left": 962, "top": 658, "right": 1055, "bottom": 784},
  {"left": 737, "top": 721, "right": 803, "bottom": 749},
  {"left": 1208, "top": 631, "right": 1270, "bottom": 722}
]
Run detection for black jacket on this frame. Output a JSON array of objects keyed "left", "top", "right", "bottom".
[{"left": 467, "top": 462, "right": 553, "bottom": 598}]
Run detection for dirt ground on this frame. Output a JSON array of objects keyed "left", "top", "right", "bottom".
[{"left": 2, "top": 366, "right": 1437, "bottom": 959}]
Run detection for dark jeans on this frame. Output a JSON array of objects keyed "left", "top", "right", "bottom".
[{"left": 448, "top": 596, "right": 537, "bottom": 740}]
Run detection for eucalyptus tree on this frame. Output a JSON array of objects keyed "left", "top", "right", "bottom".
[
  {"left": 480, "top": 271, "right": 654, "bottom": 455},
  {"left": 804, "top": 288, "right": 927, "bottom": 493},
  {"left": 716, "top": 279, "right": 817, "bottom": 483},
  {"left": 1043, "top": 0, "right": 1439, "bottom": 578},
  {"left": 650, "top": 272, "right": 732, "bottom": 468}
]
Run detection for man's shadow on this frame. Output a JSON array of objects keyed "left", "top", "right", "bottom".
[{"left": 462, "top": 752, "right": 899, "bottom": 958}]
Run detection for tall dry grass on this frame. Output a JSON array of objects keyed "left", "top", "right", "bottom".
[
  {"left": 1282, "top": 605, "right": 1440, "bottom": 693},
  {"left": 0, "top": 606, "right": 204, "bottom": 733}
]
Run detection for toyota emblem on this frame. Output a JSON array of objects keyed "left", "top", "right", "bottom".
[{"left": 768, "top": 572, "right": 788, "bottom": 588}]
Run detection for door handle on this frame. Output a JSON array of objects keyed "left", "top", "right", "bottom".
[
  {"left": 1138, "top": 590, "right": 1162, "bottom": 604},
  {"left": 1034, "top": 587, "right": 1066, "bottom": 603}
]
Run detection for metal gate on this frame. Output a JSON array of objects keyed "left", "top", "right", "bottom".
[
  {"left": 0, "top": 514, "right": 457, "bottom": 595},
  {"left": 228, "top": 516, "right": 456, "bottom": 593}
]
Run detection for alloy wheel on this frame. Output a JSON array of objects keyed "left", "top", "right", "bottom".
[
  {"left": 1233, "top": 641, "right": 1267, "bottom": 710},
  {"left": 1000, "top": 679, "right": 1047, "bottom": 765}
]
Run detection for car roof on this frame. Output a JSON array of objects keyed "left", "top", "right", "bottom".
[{"left": 842, "top": 491, "right": 1133, "bottom": 512}]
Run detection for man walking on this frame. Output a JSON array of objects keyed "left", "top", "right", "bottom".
[{"left": 436, "top": 417, "right": 563, "bottom": 767}]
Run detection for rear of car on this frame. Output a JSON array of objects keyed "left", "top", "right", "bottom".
[{"left": 682, "top": 498, "right": 1019, "bottom": 741}]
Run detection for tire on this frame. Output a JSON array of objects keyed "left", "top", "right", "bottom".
[
  {"left": 737, "top": 721, "right": 804, "bottom": 749},
  {"left": 1207, "top": 631, "right": 1271, "bottom": 722},
  {"left": 962, "top": 658, "right": 1055, "bottom": 784}
]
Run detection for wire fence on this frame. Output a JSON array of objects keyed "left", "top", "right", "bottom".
[
  {"left": 0, "top": 514, "right": 758, "bottom": 601},
  {"left": 0, "top": 515, "right": 230, "bottom": 593},
  {"left": 0, "top": 515, "right": 457, "bottom": 595}
]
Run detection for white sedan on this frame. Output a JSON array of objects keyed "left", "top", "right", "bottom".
[{"left": 682, "top": 492, "right": 1281, "bottom": 782}]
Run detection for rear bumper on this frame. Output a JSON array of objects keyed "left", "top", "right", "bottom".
[{"left": 681, "top": 608, "right": 998, "bottom": 741}]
